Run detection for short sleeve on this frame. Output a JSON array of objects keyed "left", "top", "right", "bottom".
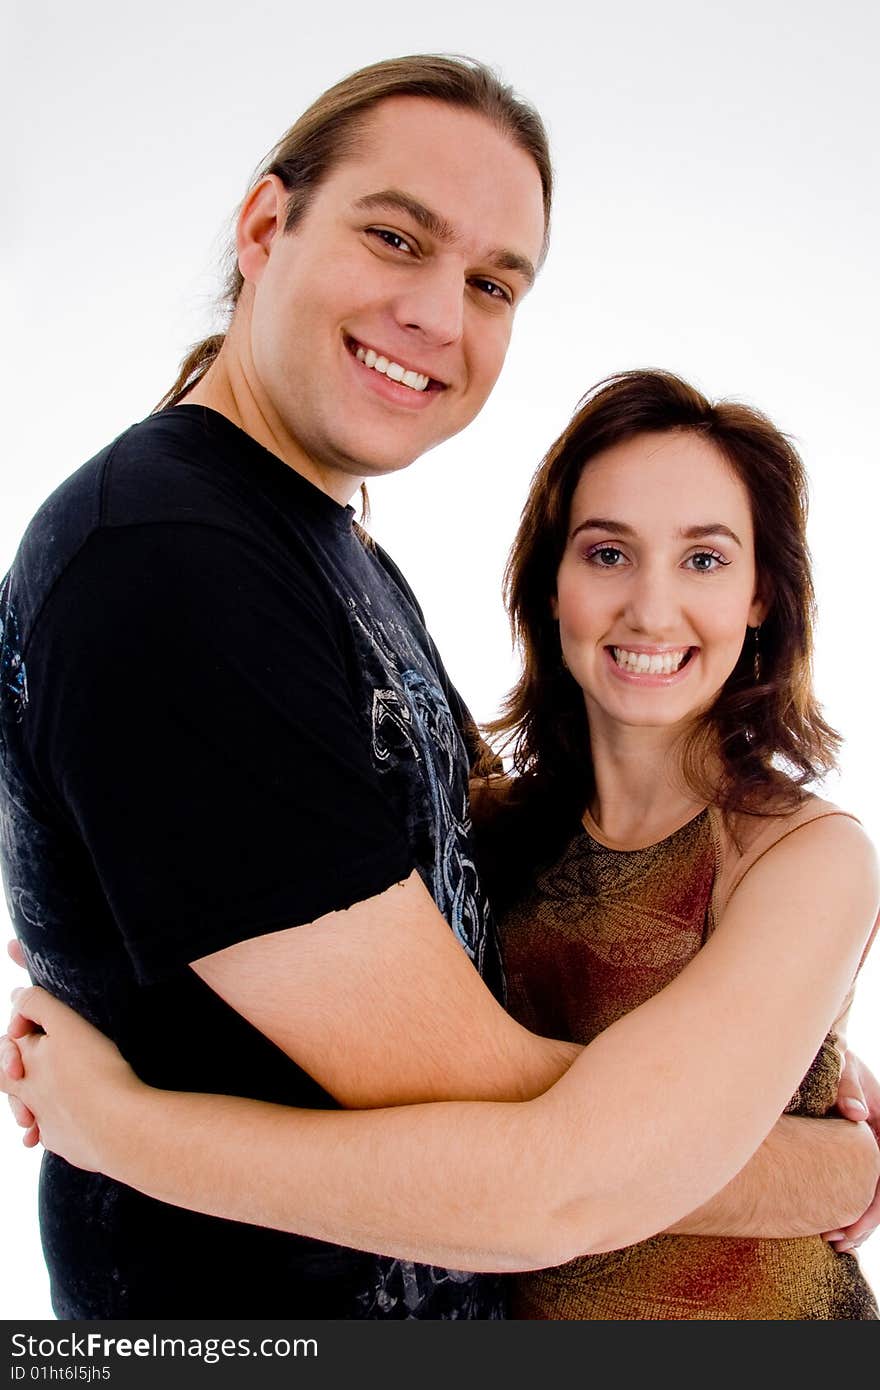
[{"left": 23, "top": 523, "right": 415, "bottom": 980}]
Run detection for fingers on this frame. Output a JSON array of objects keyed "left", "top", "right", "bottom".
[
  {"left": 836, "top": 1050, "right": 869, "bottom": 1121},
  {"left": 4, "top": 986, "right": 54, "bottom": 1034},
  {"left": 0, "top": 1035, "right": 41, "bottom": 1148},
  {"left": 8, "top": 1094, "right": 34, "bottom": 1129},
  {"left": 853, "top": 1056, "right": 880, "bottom": 1140},
  {"left": 0, "top": 1034, "right": 24, "bottom": 1082},
  {"left": 838, "top": 1096, "right": 870, "bottom": 1120},
  {"left": 8, "top": 1011, "right": 42, "bottom": 1041},
  {"left": 824, "top": 1181, "right": 880, "bottom": 1253},
  {"left": 7, "top": 939, "right": 27, "bottom": 970}
]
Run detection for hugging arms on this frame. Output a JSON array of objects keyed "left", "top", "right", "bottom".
[{"left": 3, "top": 812, "right": 879, "bottom": 1271}]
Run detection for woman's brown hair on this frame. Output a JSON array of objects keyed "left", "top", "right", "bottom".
[
  {"left": 482, "top": 369, "right": 840, "bottom": 834},
  {"left": 155, "top": 54, "right": 552, "bottom": 412}
]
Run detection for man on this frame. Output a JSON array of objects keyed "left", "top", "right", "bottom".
[{"left": 0, "top": 55, "right": 876, "bottom": 1319}]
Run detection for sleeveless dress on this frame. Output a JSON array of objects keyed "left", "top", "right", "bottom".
[{"left": 498, "top": 796, "right": 879, "bottom": 1320}]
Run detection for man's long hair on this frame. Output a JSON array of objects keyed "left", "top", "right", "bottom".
[{"left": 156, "top": 55, "right": 552, "bottom": 412}]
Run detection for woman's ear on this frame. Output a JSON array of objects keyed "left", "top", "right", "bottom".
[
  {"left": 748, "top": 593, "right": 769, "bottom": 628},
  {"left": 551, "top": 594, "right": 559, "bottom": 620},
  {"left": 748, "top": 575, "right": 770, "bottom": 628}
]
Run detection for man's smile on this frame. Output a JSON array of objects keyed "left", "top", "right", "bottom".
[{"left": 344, "top": 334, "right": 446, "bottom": 394}]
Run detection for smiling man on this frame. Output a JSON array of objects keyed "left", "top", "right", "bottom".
[{"left": 0, "top": 55, "right": 559, "bottom": 1320}]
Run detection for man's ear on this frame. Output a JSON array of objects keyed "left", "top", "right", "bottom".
[{"left": 236, "top": 175, "right": 289, "bottom": 285}]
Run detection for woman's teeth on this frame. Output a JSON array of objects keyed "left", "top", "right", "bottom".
[
  {"left": 354, "top": 344, "right": 429, "bottom": 392},
  {"left": 612, "top": 647, "right": 690, "bottom": 674}
]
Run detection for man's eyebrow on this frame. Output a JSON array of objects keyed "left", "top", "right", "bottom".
[
  {"left": 353, "top": 188, "right": 536, "bottom": 287},
  {"left": 485, "top": 247, "right": 536, "bottom": 288},
  {"left": 569, "top": 519, "right": 742, "bottom": 546},
  {"left": 354, "top": 190, "right": 458, "bottom": 243}
]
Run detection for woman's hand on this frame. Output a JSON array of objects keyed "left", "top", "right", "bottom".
[
  {"left": 0, "top": 986, "right": 142, "bottom": 1174},
  {"left": 825, "top": 1050, "right": 880, "bottom": 1252}
]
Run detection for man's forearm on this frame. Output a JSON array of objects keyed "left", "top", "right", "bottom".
[{"left": 668, "top": 1115, "right": 877, "bottom": 1237}]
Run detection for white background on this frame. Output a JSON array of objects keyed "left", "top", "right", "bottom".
[{"left": 2, "top": 0, "right": 878, "bottom": 1318}]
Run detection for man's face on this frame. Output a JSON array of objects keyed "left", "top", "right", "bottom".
[{"left": 240, "top": 97, "right": 547, "bottom": 497}]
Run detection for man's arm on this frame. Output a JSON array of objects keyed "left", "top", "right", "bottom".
[
  {"left": 191, "top": 869, "right": 576, "bottom": 1108},
  {"left": 668, "top": 1114, "right": 875, "bottom": 1237},
  {"left": 7, "top": 899, "right": 873, "bottom": 1241},
  {"left": 192, "top": 846, "right": 876, "bottom": 1241},
  {"left": 3, "top": 813, "right": 878, "bottom": 1270}
]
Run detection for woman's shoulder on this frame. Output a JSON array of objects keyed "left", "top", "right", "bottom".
[{"left": 709, "top": 792, "right": 874, "bottom": 923}]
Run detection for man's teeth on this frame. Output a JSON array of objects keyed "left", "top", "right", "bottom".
[
  {"left": 612, "top": 647, "right": 690, "bottom": 674},
  {"left": 354, "top": 344, "right": 429, "bottom": 392}
]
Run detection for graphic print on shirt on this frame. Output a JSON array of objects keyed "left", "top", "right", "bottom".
[
  {"left": 0, "top": 576, "right": 28, "bottom": 729},
  {"left": 343, "top": 585, "right": 493, "bottom": 977},
  {"left": 341, "top": 584, "right": 503, "bottom": 1320},
  {"left": 372, "top": 670, "right": 487, "bottom": 969}
]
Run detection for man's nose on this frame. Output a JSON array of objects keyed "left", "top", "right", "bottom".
[{"left": 392, "top": 262, "right": 465, "bottom": 346}]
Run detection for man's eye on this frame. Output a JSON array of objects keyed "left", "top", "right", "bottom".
[
  {"left": 471, "top": 278, "right": 513, "bottom": 304},
  {"left": 368, "top": 228, "right": 415, "bottom": 255}
]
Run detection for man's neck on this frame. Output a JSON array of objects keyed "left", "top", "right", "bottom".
[{"left": 182, "top": 343, "right": 363, "bottom": 508}]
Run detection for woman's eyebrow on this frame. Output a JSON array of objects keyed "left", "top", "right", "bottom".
[
  {"left": 679, "top": 524, "right": 742, "bottom": 547},
  {"left": 569, "top": 519, "right": 742, "bottom": 546},
  {"left": 569, "top": 518, "right": 634, "bottom": 541}
]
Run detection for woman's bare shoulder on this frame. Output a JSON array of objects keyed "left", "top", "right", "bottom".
[{"left": 710, "top": 793, "right": 876, "bottom": 925}]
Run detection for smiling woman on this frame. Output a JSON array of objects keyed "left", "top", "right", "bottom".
[
  {"left": 471, "top": 369, "right": 880, "bottom": 1316},
  {"left": 488, "top": 371, "right": 840, "bottom": 832},
  {"left": 555, "top": 431, "right": 767, "bottom": 745}
]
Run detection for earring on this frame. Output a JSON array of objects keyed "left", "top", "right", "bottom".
[{"left": 752, "top": 624, "right": 761, "bottom": 682}]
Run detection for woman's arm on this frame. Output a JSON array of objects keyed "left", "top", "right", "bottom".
[
  {"left": 3, "top": 1005, "right": 874, "bottom": 1244},
  {"left": 2, "top": 813, "right": 878, "bottom": 1269}
]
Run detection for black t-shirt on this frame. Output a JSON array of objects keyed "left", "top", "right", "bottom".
[{"left": 0, "top": 406, "right": 504, "bottom": 1318}]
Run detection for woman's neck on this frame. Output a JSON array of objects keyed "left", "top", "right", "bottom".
[{"left": 585, "top": 719, "right": 706, "bottom": 848}]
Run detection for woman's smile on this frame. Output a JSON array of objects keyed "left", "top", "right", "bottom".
[{"left": 555, "top": 429, "right": 765, "bottom": 734}]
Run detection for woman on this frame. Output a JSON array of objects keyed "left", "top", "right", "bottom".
[
  {"left": 2, "top": 371, "right": 879, "bottom": 1319},
  {"left": 470, "top": 369, "right": 880, "bottom": 1316}
]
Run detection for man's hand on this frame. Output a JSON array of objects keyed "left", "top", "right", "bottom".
[
  {"left": 0, "top": 987, "right": 143, "bottom": 1173},
  {"left": 825, "top": 1050, "right": 880, "bottom": 1252}
]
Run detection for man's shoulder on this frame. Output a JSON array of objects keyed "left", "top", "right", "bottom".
[
  {"left": 20, "top": 406, "right": 264, "bottom": 542},
  {"left": 7, "top": 409, "right": 293, "bottom": 635}
]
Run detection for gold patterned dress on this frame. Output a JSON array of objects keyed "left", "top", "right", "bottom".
[{"left": 498, "top": 798, "right": 878, "bottom": 1320}]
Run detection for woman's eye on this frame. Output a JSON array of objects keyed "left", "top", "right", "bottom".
[
  {"left": 685, "top": 550, "right": 729, "bottom": 573},
  {"left": 368, "top": 228, "right": 415, "bottom": 255},
  {"left": 586, "top": 545, "right": 626, "bottom": 567}
]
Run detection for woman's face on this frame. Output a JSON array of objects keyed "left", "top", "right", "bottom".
[{"left": 553, "top": 429, "right": 766, "bottom": 736}]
